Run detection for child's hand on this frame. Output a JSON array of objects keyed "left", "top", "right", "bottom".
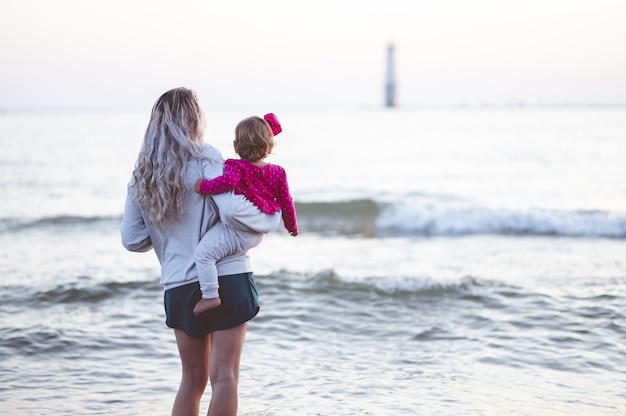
[
  {"left": 194, "top": 178, "right": 204, "bottom": 193},
  {"left": 290, "top": 230, "right": 298, "bottom": 237}
]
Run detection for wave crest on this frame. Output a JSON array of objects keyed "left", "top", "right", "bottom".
[
  {"left": 377, "top": 203, "right": 626, "bottom": 238},
  {"left": 265, "top": 268, "right": 478, "bottom": 297},
  {"left": 4, "top": 279, "right": 161, "bottom": 306},
  {"left": 3, "top": 199, "right": 625, "bottom": 239},
  {"left": 294, "top": 199, "right": 626, "bottom": 238},
  {"left": 0, "top": 215, "right": 119, "bottom": 233}
]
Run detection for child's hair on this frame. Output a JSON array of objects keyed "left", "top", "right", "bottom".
[{"left": 234, "top": 116, "right": 274, "bottom": 162}]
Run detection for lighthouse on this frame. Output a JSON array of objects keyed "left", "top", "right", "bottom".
[{"left": 385, "top": 43, "right": 396, "bottom": 108}]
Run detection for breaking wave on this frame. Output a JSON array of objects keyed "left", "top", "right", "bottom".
[
  {"left": 2, "top": 199, "right": 625, "bottom": 238},
  {"left": 295, "top": 199, "right": 626, "bottom": 238}
]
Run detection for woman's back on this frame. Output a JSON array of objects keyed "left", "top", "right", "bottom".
[{"left": 121, "top": 145, "right": 252, "bottom": 290}]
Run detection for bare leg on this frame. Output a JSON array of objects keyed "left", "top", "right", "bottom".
[
  {"left": 208, "top": 323, "right": 247, "bottom": 416},
  {"left": 171, "top": 329, "right": 211, "bottom": 416},
  {"left": 193, "top": 297, "right": 222, "bottom": 316}
]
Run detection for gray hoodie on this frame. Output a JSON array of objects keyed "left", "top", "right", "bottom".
[{"left": 121, "top": 144, "right": 277, "bottom": 291}]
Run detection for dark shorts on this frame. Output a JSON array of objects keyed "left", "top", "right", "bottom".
[{"left": 164, "top": 272, "right": 259, "bottom": 337}]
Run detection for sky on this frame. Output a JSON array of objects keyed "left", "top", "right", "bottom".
[{"left": 1, "top": 0, "right": 625, "bottom": 111}]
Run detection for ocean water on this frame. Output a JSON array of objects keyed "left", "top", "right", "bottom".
[{"left": 1, "top": 106, "right": 625, "bottom": 415}]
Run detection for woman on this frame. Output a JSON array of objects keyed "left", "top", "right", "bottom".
[{"left": 121, "top": 87, "right": 275, "bottom": 415}]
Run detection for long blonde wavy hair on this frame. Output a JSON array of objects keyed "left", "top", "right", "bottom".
[{"left": 132, "top": 87, "right": 206, "bottom": 228}]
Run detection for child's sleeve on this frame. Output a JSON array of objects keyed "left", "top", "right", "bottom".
[
  {"left": 197, "top": 162, "right": 242, "bottom": 195},
  {"left": 277, "top": 170, "right": 298, "bottom": 234}
]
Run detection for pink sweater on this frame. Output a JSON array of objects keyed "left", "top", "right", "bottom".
[{"left": 198, "top": 159, "right": 298, "bottom": 234}]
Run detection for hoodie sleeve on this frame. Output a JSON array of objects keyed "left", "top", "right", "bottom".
[{"left": 120, "top": 184, "right": 153, "bottom": 252}]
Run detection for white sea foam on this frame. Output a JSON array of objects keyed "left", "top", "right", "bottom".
[{"left": 377, "top": 201, "right": 626, "bottom": 238}]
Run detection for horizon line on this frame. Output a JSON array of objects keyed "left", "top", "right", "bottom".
[{"left": 2, "top": 101, "right": 626, "bottom": 115}]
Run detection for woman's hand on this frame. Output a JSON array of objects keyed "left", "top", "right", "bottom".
[{"left": 194, "top": 178, "right": 204, "bottom": 193}]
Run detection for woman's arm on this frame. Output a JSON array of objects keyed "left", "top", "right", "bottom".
[{"left": 120, "top": 185, "right": 153, "bottom": 252}]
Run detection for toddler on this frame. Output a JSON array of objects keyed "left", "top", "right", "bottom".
[{"left": 193, "top": 113, "right": 298, "bottom": 315}]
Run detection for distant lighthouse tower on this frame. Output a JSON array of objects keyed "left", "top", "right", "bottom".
[{"left": 385, "top": 43, "right": 396, "bottom": 108}]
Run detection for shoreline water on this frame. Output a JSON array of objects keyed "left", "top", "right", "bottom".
[{"left": 1, "top": 107, "right": 625, "bottom": 415}]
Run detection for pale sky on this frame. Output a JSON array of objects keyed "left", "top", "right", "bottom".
[{"left": 1, "top": 0, "right": 625, "bottom": 111}]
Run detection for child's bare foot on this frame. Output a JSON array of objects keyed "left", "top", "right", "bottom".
[{"left": 193, "top": 297, "right": 221, "bottom": 315}]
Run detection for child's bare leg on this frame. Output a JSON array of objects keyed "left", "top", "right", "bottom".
[{"left": 193, "top": 297, "right": 221, "bottom": 315}]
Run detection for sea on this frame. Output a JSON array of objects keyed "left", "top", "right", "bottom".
[{"left": 1, "top": 105, "right": 625, "bottom": 415}]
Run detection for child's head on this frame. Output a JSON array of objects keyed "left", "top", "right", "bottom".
[{"left": 234, "top": 116, "right": 276, "bottom": 162}]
